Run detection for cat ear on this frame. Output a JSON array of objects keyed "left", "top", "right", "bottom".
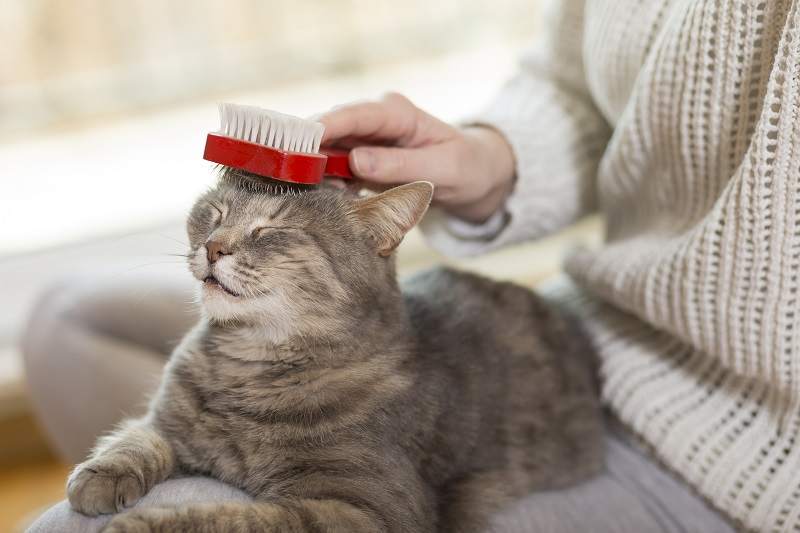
[{"left": 353, "top": 181, "right": 434, "bottom": 256}]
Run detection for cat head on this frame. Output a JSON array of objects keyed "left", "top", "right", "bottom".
[{"left": 186, "top": 176, "right": 433, "bottom": 343}]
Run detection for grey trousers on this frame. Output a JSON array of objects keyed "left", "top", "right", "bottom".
[
  {"left": 22, "top": 272, "right": 736, "bottom": 532},
  {"left": 26, "top": 432, "right": 736, "bottom": 533}
]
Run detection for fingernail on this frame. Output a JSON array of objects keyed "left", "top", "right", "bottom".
[{"left": 352, "top": 149, "right": 376, "bottom": 175}]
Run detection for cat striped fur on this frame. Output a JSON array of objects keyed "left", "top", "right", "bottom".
[{"left": 67, "top": 177, "right": 605, "bottom": 532}]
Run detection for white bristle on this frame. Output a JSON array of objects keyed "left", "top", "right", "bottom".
[{"left": 216, "top": 103, "right": 324, "bottom": 154}]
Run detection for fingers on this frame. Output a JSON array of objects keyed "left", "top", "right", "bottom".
[
  {"left": 315, "top": 92, "right": 515, "bottom": 223},
  {"left": 318, "top": 93, "right": 422, "bottom": 147},
  {"left": 349, "top": 143, "right": 457, "bottom": 187},
  {"left": 316, "top": 92, "right": 463, "bottom": 188}
]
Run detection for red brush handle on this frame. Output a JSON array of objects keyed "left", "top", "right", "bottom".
[
  {"left": 204, "top": 133, "right": 328, "bottom": 184},
  {"left": 204, "top": 134, "right": 355, "bottom": 184},
  {"left": 319, "top": 148, "right": 353, "bottom": 179}
]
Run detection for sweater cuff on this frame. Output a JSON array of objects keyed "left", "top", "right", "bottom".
[{"left": 442, "top": 196, "right": 509, "bottom": 240}]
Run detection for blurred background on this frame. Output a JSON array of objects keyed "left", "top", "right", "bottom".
[{"left": 0, "top": 0, "right": 601, "bottom": 530}]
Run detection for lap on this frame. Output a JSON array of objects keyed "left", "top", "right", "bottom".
[
  {"left": 26, "top": 477, "right": 252, "bottom": 533},
  {"left": 490, "top": 432, "right": 734, "bottom": 533},
  {"left": 26, "top": 432, "right": 734, "bottom": 533},
  {"left": 22, "top": 273, "right": 733, "bottom": 531}
]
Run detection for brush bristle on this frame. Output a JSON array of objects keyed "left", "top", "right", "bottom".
[{"left": 217, "top": 103, "right": 324, "bottom": 154}]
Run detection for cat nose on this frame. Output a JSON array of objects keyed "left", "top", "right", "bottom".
[{"left": 205, "top": 240, "right": 230, "bottom": 263}]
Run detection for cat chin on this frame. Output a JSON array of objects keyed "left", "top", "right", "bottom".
[{"left": 199, "top": 288, "right": 298, "bottom": 343}]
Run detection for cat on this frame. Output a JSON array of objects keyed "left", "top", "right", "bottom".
[{"left": 66, "top": 172, "right": 605, "bottom": 533}]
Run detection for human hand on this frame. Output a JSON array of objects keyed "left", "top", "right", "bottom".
[{"left": 316, "top": 93, "right": 515, "bottom": 224}]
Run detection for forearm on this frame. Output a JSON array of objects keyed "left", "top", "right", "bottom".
[
  {"left": 67, "top": 418, "right": 176, "bottom": 516},
  {"left": 420, "top": 0, "right": 612, "bottom": 257}
]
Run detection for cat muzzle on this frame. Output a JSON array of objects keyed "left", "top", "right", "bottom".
[{"left": 203, "top": 275, "right": 240, "bottom": 297}]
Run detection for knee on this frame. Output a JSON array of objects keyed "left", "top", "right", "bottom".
[
  {"left": 20, "top": 273, "right": 180, "bottom": 464},
  {"left": 22, "top": 269, "right": 197, "bottom": 370},
  {"left": 22, "top": 275, "right": 91, "bottom": 371}
]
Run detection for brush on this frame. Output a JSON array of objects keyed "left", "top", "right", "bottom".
[{"left": 203, "top": 103, "right": 352, "bottom": 185}]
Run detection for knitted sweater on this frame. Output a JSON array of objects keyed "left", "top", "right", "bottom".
[{"left": 421, "top": 0, "right": 800, "bottom": 530}]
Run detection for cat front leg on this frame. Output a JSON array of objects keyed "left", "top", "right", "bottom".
[
  {"left": 101, "top": 500, "right": 387, "bottom": 533},
  {"left": 67, "top": 418, "right": 175, "bottom": 517}
]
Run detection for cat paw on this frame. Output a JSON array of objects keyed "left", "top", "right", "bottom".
[{"left": 67, "top": 459, "right": 146, "bottom": 517}]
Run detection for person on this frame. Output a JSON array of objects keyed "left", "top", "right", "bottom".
[{"left": 25, "top": 0, "right": 800, "bottom": 530}]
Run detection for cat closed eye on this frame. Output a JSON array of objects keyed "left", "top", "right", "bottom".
[
  {"left": 209, "top": 204, "right": 224, "bottom": 224},
  {"left": 251, "top": 226, "right": 298, "bottom": 238}
]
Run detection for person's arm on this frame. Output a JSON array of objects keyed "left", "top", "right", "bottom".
[
  {"left": 318, "top": 0, "right": 612, "bottom": 256},
  {"left": 420, "top": 0, "right": 612, "bottom": 256},
  {"left": 318, "top": 93, "right": 516, "bottom": 225}
]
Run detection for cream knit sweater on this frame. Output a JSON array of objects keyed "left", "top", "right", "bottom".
[{"left": 422, "top": 0, "right": 800, "bottom": 530}]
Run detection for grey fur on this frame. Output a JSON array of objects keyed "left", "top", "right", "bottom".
[{"left": 67, "top": 179, "right": 605, "bottom": 532}]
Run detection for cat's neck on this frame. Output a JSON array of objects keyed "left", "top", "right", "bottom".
[
  {"left": 197, "top": 277, "right": 412, "bottom": 365},
  {"left": 204, "top": 322, "right": 331, "bottom": 364},
  {"left": 201, "top": 308, "right": 412, "bottom": 366}
]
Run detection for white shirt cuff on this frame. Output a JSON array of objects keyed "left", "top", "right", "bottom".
[{"left": 443, "top": 204, "right": 507, "bottom": 240}]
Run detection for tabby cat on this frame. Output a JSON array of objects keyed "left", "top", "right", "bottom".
[{"left": 67, "top": 174, "right": 605, "bottom": 532}]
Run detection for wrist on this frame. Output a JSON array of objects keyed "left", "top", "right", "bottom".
[{"left": 444, "top": 126, "right": 516, "bottom": 224}]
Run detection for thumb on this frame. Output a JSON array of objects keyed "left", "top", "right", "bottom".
[{"left": 350, "top": 145, "right": 446, "bottom": 185}]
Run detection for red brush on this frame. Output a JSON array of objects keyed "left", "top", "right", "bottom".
[{"left": 203, "top": 103, "right": 352, "bottom": 185}]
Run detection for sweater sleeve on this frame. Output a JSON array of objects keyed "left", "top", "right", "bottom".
[{"left": 419, "top": 0, "right": 612, "bottom": 257}]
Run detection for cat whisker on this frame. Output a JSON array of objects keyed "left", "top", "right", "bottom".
[
  {"left": 108, "top": 262, "right": 190, "bottom": 280},
  {"left": 127, "top": 269, "right": 195, "bottom": 305},
  {"left": 118, "top": 251, "right": 191, "bottom": 259},
  {"left": 118, "top": 231, "right": 190, "bottom": 248},
  {"left": 271, "top": 259, "right": 307, "bottom": 267},
  {"left": 231, "top": 267, "right": 259, "bottom": 283}
]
